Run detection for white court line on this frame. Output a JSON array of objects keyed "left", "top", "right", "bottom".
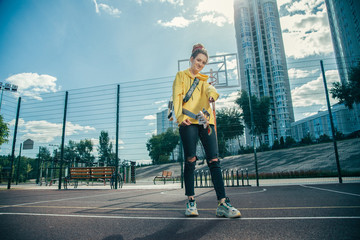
[
  {"left": 0, "top": 212, "right": 359, "bottom": 221},
  {"left": 0, "top": 191, "right": 122, "bottom": 209},
  {"left": 160, "top": 188, "right": 267, "bottom": 196},
  {"left": 300, "top": 185, "right": 360, "bottom": 197},
  {"left": 230, "top": 188, "right": 267, "bottom": 195}
]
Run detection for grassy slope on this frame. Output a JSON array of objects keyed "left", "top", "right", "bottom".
[{"left": 136, "top": 138, "right": 360, "bottom": 181}]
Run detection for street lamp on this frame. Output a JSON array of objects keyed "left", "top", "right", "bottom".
[{"left": 0, "top": 82, "right": 18, "bottom": 113}]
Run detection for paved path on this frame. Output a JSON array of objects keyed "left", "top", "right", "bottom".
[{"left": 0, "top": 183, "right": 359, "bottom": 239}]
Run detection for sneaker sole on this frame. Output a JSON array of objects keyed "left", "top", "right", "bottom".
[
  {"left": 185, "top": 212, "right": 199, "bottom": 217},
  {"left": 216, "top": 211, "right": 241, "bottom": 218}
]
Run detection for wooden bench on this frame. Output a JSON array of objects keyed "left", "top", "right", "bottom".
[
  {"left": 153, "top": 170, "right": 175, "bottom": 184},
  {"left": 64, "top": 167, "right": 118, "bottom": 189}
]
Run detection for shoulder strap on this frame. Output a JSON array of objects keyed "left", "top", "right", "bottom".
[{"left": 183, "top": 77, "right": 200, "bottom": 103}]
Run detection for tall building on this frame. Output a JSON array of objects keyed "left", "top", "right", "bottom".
[
  {"left": 325, "top": 0, "right": 360, "bottom": 84},
  {"left": 156, "top": 109, "right": 176, "bottom": 134},
  {"left": 291, "top": 103, "right": 360, "bottom": 142},
  {"left": 234, "top": 0, "right": 294, "bottom": 145}
]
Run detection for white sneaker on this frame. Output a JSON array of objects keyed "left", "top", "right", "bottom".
[
  {"left": 185, "top": 200, "right": 199, "bottom": 217},
  {"left": 216, "top": 198, "right": 241, "bottom": 218}
]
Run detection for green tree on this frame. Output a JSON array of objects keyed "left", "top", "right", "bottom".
[
  {"left": 0, "top": 115, "right": 9, "bottom": 146},
  {"left": 0, "top": 155, "right": 11, "bottom": 183},
  {"left": 318, "top": 134, "right": 331, "bottom": 143},
  {"left": 37, "top": 147, "right": 51, "bottom": 162},
  {"left": 76, "top": 139, "right": 95, "bottom": 166},
  {"left": 36, "top": 147, "right": 51, "bottom": 182},
  {"left": 330, "top": 63, "right": 360, "bottom": 109},
  {"left": 15, "top": 156, "right": 34, "bottom": 183},
  {"left": 146, "top": 128, "right": 179, "bottom": 164},
  {"left": 272, "top": 139, "right": 280, "bottom": 150},
  {"left": 301, "top": 133, "right": 313, "bottom": 145},
  {"left": 285, "top": 136, "right": 296, "bottom": 147},
  {"left": 235, "top": 90, "right": 271, "bottom": 144},
  {"left": 216, "top": 107, "right": 244, "bottom": 157},
  {"left": 334, "top": 129, "right": 344, "bottom": 140},
  {"left": 98, "top": 131, "right": 114, "bottom": 166},
  {"left": 280, "top": 136, "right": 285, "bottom": 148},
  {"left": 64, "top": 140, "right": 78, "bottom": 166}
]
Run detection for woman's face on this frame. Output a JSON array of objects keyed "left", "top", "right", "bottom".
[{"left": 190, "top": 53, "right": 207, "bottom": 74}]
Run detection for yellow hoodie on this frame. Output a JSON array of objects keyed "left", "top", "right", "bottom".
[{"left": 172, "top": 69, "right": 219, "bottom": 125}]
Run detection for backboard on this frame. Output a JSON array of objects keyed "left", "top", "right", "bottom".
[{"left": 177, "top": 53, "right": 240, "bottom": 88}]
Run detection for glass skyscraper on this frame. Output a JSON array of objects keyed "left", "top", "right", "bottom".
[
  {"left": 156, "top": 109, "right": 176, "bottom": 134},
  {"left": 234, "top": 0, "right": 294, "bottom": 145},
  {"left": 325, "top": 0, "right": 360, "bottom": 84}
]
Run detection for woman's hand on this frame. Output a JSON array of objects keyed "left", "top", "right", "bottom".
[{"left": 181, "top": 118, "right": 192, "bottom": 126}]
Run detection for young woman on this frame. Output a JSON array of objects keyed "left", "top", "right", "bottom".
[{"left": 172, "top": 43, "right": 241, "bottom": 218}]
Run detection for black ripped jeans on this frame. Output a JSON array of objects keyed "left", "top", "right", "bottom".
[{"left": 179, "top": 124, "right": 226, "bottom": 200}]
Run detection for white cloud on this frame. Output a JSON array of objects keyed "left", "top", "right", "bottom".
[
  {"left": 291, "top": 70, "right": 340, "bottom": 107},
  {"left": 93, "top": 0, "right": 121, "bottom": 17},
  {"left": 196, "top": 0, "right": 233, "bottom": 25},
  {"left": 200, "top": 14, "right": 228, "bottom": 27},
  {"left": 277, "top": 0, "right": 293, "bottom": 7},
  {"left": 302, "top": 111, "right": 318, "bottom": 118},
  {"left": 146, "top": 130, "right": 156, "bottom": 136},
  {"left": 288, "top": 68, "right": 319, "bottom": 79},
  {"left": 157, "top": 0, "right": 233, "bottom": 28},
  {"left": 160, "top": 0, "right": 183, "bottom": 6},
  {"left": 144, "top": 114, "right": 156, "bottom": 120},
  {"left": 11, "top": 118, "right": 96, "bottom": 143},
  {"left": 135, "top": 0, "right": 183, "bottom": 6},
  {"left": 6, "top": 73, "right": 61, "bottom": 100},
  {"left": 158, "top": 103, "right": 167, "bottom": 111},
  {"left": 216, "top": 91, "right": 240, "bottom": 110},
  {"left": 157, "top": 16, "right": 193, "bottom": 28},
  {"left": 285, "top": 0, "right": 324, "bottom": 14},
  {"left": 154, "top": 100, "right": 167, "bottom": 104},
  {"left": 133, "top": 0, "right": 149, "bottom": 5},
  {"left": 153, "top": 99, "right": 168, "bottom": 111},
  {"left": 279, "top": 1, "right": 333, "bottom": 59}
]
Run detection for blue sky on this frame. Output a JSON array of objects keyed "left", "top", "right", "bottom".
[
  {"left": 0, "top": 0, "right": 341, "bottom": 162},
  {"left": 0, "top": 0, "right": 237, "bottom": 89}
]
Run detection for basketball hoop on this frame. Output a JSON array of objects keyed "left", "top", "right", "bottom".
[{"left": 178, "top": 53, "right": 240, "bottom": 89}]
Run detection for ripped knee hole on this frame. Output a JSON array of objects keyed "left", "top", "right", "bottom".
[
  {"left": 186, "top": 156, "right": 196, "bottom": 163},
  {"left": 208, "top": 158, "right": 218, "bottom": 164}
]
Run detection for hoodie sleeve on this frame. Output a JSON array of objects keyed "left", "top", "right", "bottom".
[
  {"left": 172, "top": 72, "right": 186, "bottom": 124},
  {"left": 205, "top": 82, "right": 219, "bottom": 101}
]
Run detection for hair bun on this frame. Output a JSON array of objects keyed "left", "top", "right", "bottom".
[{"left": 192, "top": 43, "right": 205, "bottom": 53}]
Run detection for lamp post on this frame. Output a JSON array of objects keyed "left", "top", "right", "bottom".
[
  {"left": 49, "top": 144, "right": 59, "bottom": 182},
  {"left": 0, "top": 82, "right": 18, "bottom": 113}
]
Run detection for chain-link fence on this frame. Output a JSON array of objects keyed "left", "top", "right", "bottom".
[{"left": 1, "top": 57, "right": 360, "bottom": 188}]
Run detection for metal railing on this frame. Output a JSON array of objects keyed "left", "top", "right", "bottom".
[{"left": 195, "top": 168, "right": 250, "bottom": 188}]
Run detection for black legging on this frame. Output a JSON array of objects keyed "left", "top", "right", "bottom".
[{"left": 179, "top": 124, "right": 226, "bottom": 200}]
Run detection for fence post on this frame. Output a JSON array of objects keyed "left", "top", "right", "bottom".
[
  {"left": 58, "top": 91, "right": 68, "bottom": 190},
  {"left": 231, "top": 169, "right": 234, "bottom": 187},
  {"left": 246, "top": 168, "right": 249, "bottom": 186},
  {"left": 195, "top": 170, "right": 198, "bottom": 188},
  {"left": 241, "top": 168, "right": 244, "bottom": 186},
  {"left": 226, "top": 169, "right": 230, "bottom": 187},
  {"left": 7, "top": 97, "right": 21, "bottom": 189},
  {"left": 115, "top": 84, "right": 120, "bottom": 189},
  {"left": 320, "top": 60, "right": 342, "bottom": 183},
  {"left": 236, "top": 169, "right": 238, "bottom": 186}
]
